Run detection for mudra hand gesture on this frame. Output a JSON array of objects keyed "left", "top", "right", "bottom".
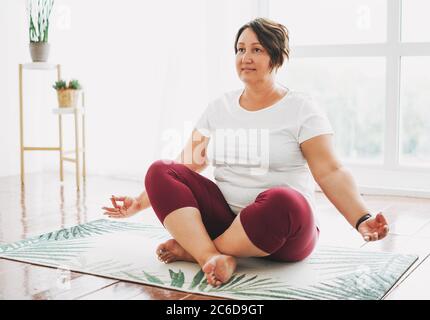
[
  {"left": 357, "top": 212, "right": 389, "bottom": 242},
  {"left": 102, "top": 195, "right": 141, "bottom": 218}
]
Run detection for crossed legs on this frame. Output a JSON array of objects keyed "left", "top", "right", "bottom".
[
  {"left": 157, "top": 207, "right": 267, "bottom": 286},
  {"left": 145, "top": 160, "right": 318, "bottom": 286}
]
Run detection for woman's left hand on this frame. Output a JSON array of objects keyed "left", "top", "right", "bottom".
[{"left": 357, "top": 212, "right": 390, "bottom": 242}]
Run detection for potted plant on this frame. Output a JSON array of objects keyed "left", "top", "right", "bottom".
[
  {"left": 53, "top": 79, "right": 82, "bottom": 108},
  {"left": 27, "top": 0, "right": 55, "bottom": 62}
]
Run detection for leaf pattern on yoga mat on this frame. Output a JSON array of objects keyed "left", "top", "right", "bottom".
[
  {"left": 188, "top": 269, "right": 205, "bottom": 290},
  {"left": 0, "top": 220, "right": 419, "bottom": 300},
  {"left": 0, "top": 239, "right": 92, "bottom": 265},
  {"left": 169, "top": 269, "right": 185, "bottom": 288},
  {"left": 141, "top": 271, "right": 165, "bottom": 285},
  {"left": 308, "top": 246, "right": 416, "bottom": 278},
  {"left": 0, "top": 219, "right": 167, "bottom": 254},
  {"left": 103, "top": 269, "right": 167, "bottom": 285},
  {"left": 187, "top": 271, "right": 295, "bottom": 299},
  {"left": 36, "top": 219, "right": 167, "bottom": 242},
  {"left": 157, "top": 249, "right": 417, "bottom": 300},
  {"left": 68, "top": 258, "right": 135, "bottom": 274}
]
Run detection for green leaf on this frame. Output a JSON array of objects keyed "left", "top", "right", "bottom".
[
  {"left": 222, "top": 274, "right": 245, "bottom": 289},
  {"left": 68, "top": 79, "right": 82, "bottom": 90},
  {"left": 44, "top": 20, "right": 49, "bottom": 42},
  {"left": 27, "top": 0, "right": 54, "bottom": 42},
  {"left": 143, "top": 271, "right": 164, "bottom": 285},
  {"left": 198, "top": 279, "right": 208, "bottom": 291},
  {"left": 188, "top": 269, "right": 205, "bottom": 290},
  {"left": 169, "top": 269, "right": 185, "bottom": 288}
]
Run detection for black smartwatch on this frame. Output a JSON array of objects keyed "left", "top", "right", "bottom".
[{"left": 355, "top": 213, "right": 372, "bottom": 230}]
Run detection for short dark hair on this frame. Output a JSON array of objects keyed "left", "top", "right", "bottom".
[{"left": 234, "top": 17, "right": 290, "bottom": 72}]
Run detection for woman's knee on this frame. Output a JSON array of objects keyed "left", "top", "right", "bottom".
[
  {"left": 257, "top": 187, "right": 310, "bottom": 216},
  {"left": 147, "top": 159, "right": 176, "bottom": 174},
  {"left": 144, "top": 159, "right": 176, "bottom": 188},
  {"left": 144, "top": 160, "right": 200, "bottom": 224},
  {"left": 240, "top": 187, "right": 316, "bottom": 259},
  {"left": 254, "top": 187, "right": 313, "bottom": 231},
  {"left": 240, "top": 188, "right": 299, "bottom": 233},
  {"left": 261, "top": 187, "right": 300, "bottom": 206}
]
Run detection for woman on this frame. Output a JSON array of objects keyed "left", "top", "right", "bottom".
[{"left": 103, "top": 18, "right": 389, "bottom": 287}]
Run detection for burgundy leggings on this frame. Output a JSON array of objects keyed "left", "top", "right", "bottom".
[{"left": 144, "top": 160, "right": 319, "bottom": 262}]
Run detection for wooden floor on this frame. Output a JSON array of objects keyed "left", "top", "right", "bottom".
[{"left": 1, "top": 172, "right": 430, "bottom": 300}]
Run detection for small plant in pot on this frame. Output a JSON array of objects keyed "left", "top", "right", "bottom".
[
  {"left": 27, "top": 0, "right": 55, "bottom": 62},
  {"left": 53, "top": 79, "right": 82, "bottom": 108}
]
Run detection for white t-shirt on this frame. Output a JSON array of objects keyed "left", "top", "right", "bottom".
[{"left": 194, "top": 87, "right": 334, "bottom": 228}]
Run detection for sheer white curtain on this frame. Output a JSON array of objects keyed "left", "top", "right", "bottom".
[{"left": 1, "top": 0, "right": 260, "bottom": 181}]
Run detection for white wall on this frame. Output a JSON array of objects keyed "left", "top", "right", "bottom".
[
  {"left": 0, "top": 0, "right": 259, "bottom": 181},
  {"left": 0, "top": 4, "right": 8, "bottom": 174}
]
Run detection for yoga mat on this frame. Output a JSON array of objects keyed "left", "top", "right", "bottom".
[{"left": 0, "top": 217, "right": 418, "bottom": 300}]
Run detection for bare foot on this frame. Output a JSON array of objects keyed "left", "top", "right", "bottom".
[
  {"left": 156, "top": 239, "right": 196, "bottom": 264},
  {"left": 202, "top": 255, "right": 237, "bottom": 287}
]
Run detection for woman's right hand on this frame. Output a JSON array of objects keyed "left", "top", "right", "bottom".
[{"left": 102, "top": 195, "right": 142, "bottom": 218}]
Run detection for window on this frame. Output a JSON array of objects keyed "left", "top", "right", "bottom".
[
  {"left": 266, "top": 0, "right": 430, "bottom": 193},
  {"left": 270, "top": 0, "right": 386, "bottom": 46},
  {"left": 279, "top": 57, "right": 385, "bottom": 163},
  {"left": 401, "top": 0, "right": 430, "bottom": 42},
  {"left": 400, "top": 57, "right": 430, "bottom": 166}
]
